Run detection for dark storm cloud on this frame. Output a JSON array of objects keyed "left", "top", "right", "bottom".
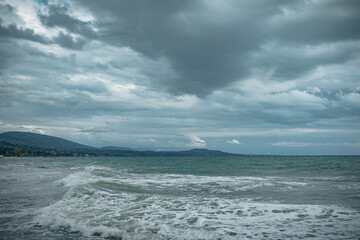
[
  {"left": 271, "top": 0, "right": 360, "bottom": 44},
  {"left": 39, "top": 4, "right": 96, "bottom": 38},
  {"left": 0, "top": 20, "right": 87, "bottom": 51},
  {"left": 0, "top": 21, "right": 50, "bottom": 44},
  {"left": 72, "top": 0, "right": 360, "bottom": 96},
  {"left": 0, "top": 3, "right": 15, "bottom": 13},
  {"left": 0, "top": 19, "right": 88, "bottom": 50},
  {"left": 72, "top": 0, "right": 282, "bottom": 96},
  {"left": 53, "top": 31, "right": 87, "bottom": 50},
  {"left": 0, "top": 3, "right": 93, "bottom": 50},
  {"left": 249, "top": 41, "right": 360, "bottom": 79}
]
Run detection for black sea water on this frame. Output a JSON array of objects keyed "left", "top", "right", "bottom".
[{"left": 1, "top": 156, "right": 360, "bottom": 239}]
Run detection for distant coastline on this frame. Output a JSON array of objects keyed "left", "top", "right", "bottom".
[{"left": 0, "top": 131, "right": 238, "bottom": 157}]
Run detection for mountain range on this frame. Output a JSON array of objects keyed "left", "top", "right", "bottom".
[{"left": 0, "top": 131, "right": 237, "bottom": 157}]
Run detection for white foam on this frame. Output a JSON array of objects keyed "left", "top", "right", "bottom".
[
  {"left": 55, "top": 165, "right": 118, "bottom": 188},
  {"left": 33, "top": 166, "right": 360, "bottom": 239},
  {"left": 54, "top": 165, "right": 311, "bottom": 197},
  {"left": 35, "top": 194, "right": 360, "bottom": 239},
  {"left": 34, "top": 185, "right": 360, "bottom": 239},
  {"left": 103, "top": 174, "right": 309, "bottom": 194}
]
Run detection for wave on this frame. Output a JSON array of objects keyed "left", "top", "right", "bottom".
[{"left": 33, "top": 165, "right": 360, "bottom": 239}]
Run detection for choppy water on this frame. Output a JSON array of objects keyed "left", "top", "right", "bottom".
[{"left": 0, "top": 156, "right": 360, "bottom": 239}]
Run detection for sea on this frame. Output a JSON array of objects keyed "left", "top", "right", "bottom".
[{"left": 0, "top": 155, "right": 359, "bottom": 239}]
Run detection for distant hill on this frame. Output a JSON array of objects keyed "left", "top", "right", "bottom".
[
  {"left": 177, "top": 148, "right": 235, "bottom": 156},
  {"left": 0, "top": 131, "right": 238, "bottom": 157},
  {"left": 100, "top": 146, "right": 133, "bottom": 151},
  {"left": 0, "top": 131, "right": 94, "bottom": 151}
]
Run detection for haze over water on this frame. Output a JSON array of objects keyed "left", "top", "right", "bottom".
[{"left": 1, "top": 155, "right": 359, "bottom": 239}]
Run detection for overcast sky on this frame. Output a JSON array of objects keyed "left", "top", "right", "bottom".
[{"left": 0, "top": 0, "right": 359, "bottom": 154}]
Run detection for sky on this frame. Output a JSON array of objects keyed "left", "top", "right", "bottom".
[{"left": 0, "top": 0, "right": 359, "bottom": 155}]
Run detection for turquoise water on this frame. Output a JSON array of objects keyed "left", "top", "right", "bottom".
[{"left": 1, "top": 156, "right": 360, "bottom": 239}]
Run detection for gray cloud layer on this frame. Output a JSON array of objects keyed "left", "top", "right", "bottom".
[
  {"left": 39, "top": 4, "right": 96, "bottom": 38},
  {"left": 0, "top": 0, "right": 359, "bottom": 154},
  {"left": 69, "top": 0, "right": 360, "bottom": 95}
]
